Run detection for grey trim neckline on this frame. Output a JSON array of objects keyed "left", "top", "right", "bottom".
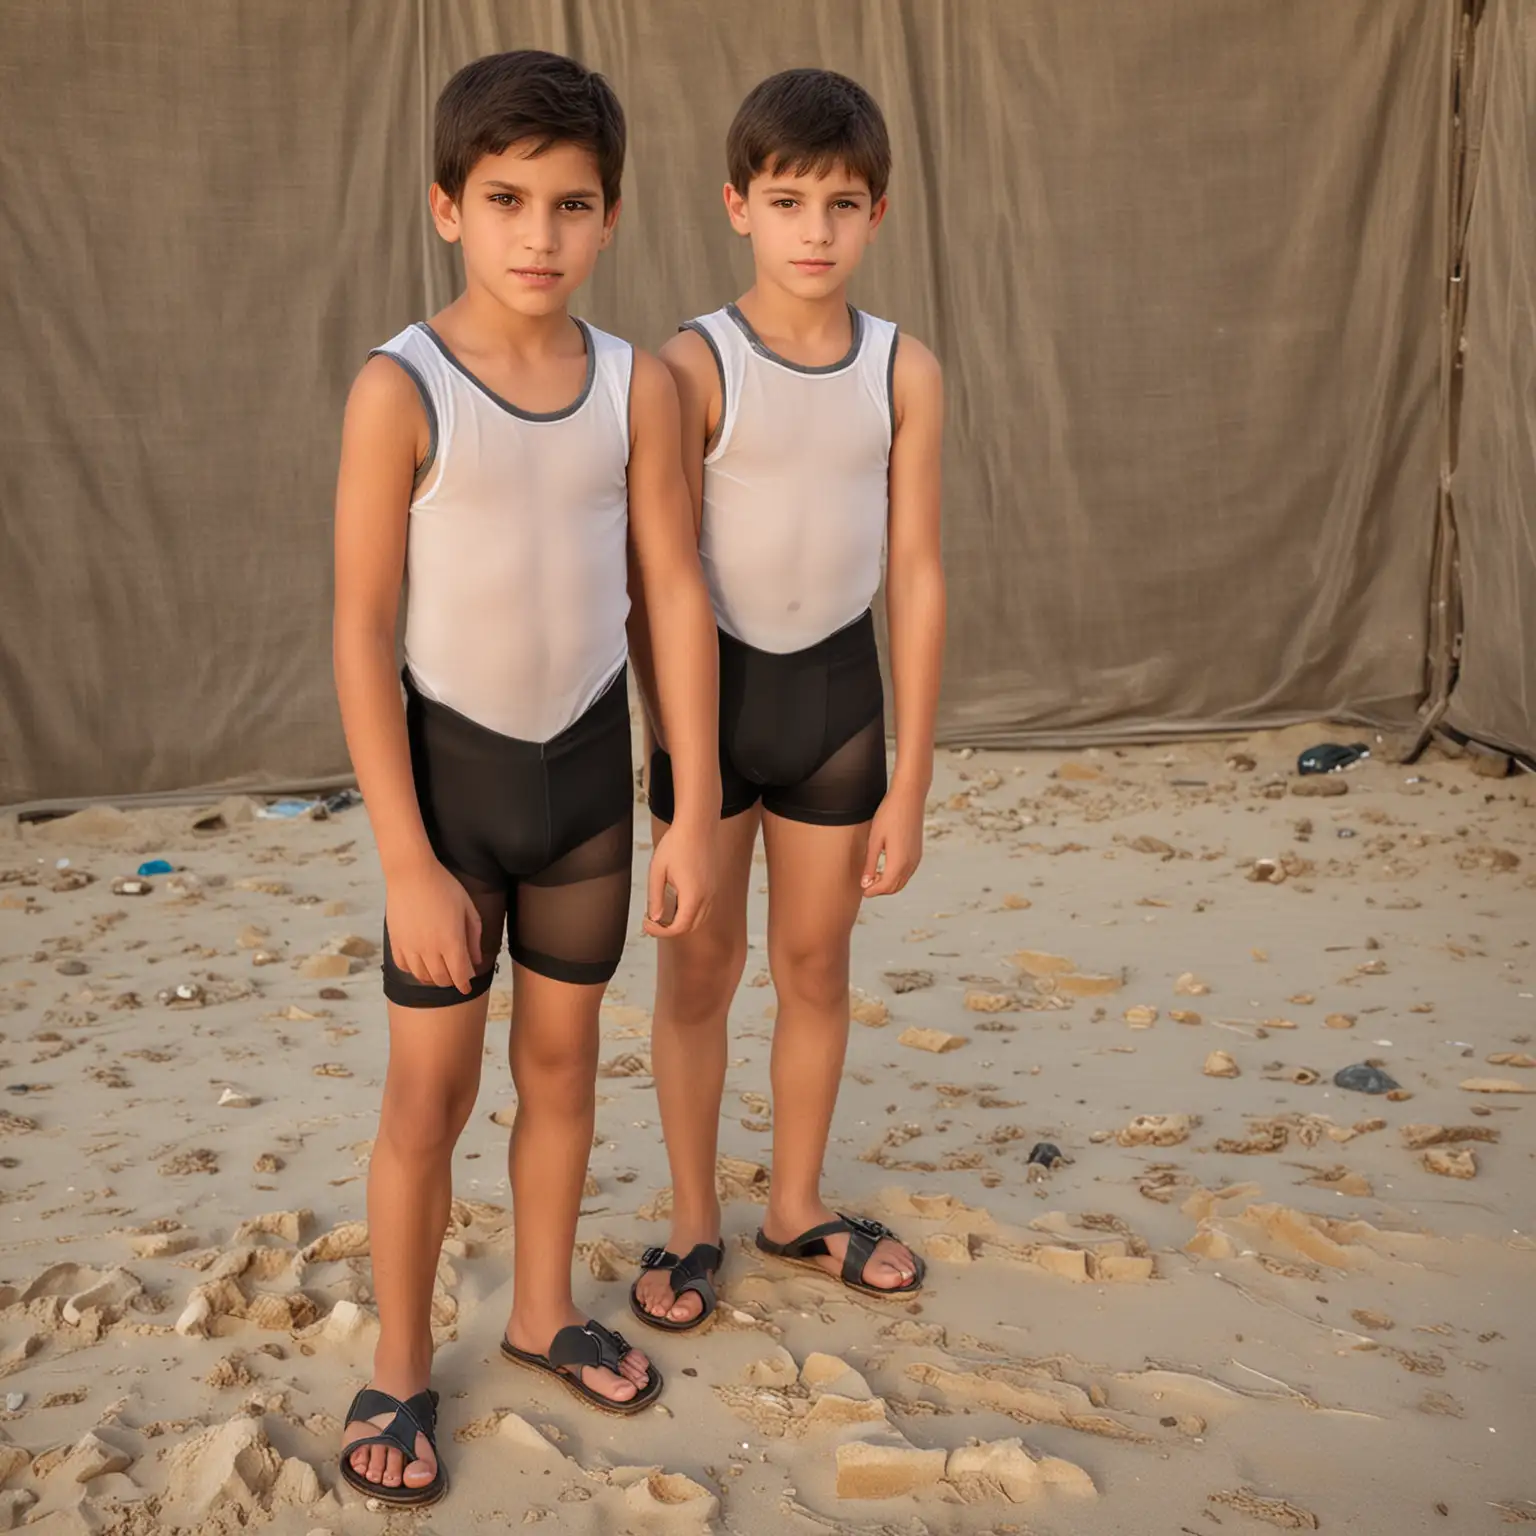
[
  {"left": 725, "top": 302, "right": 863, "bottom": 375},
  {"left": 418, "top": 318, "right": 596, "bottom": 422}
]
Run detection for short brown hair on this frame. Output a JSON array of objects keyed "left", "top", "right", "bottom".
[
  {"left": 434, "top": 50, "right": 625, "bottom": 207},
  {"left": 726, "top": 69, "right": 891, "bottom": 202}
]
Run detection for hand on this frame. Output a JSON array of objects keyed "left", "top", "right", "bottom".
[
  {"left": 861, "top": 783, "right": 926, "bottom": 897},
  {"left": 385, "top": 855, "right": 483, "bottom": 993},
  {"left": 644, "top": 817, "right": 716, "bottom": 938}
]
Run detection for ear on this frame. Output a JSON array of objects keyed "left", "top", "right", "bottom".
[
  {"left": 600, "top": 195, "right": 623, "bottom": 248},
  {"left": 866, "top": 195, "right": 889, "bottom": 238},
  {"left": 428, "top": 183, "right": 463, "bottom": 245},
  {"left": 723, "top": 180, "right": 751, "bottom": 237}
]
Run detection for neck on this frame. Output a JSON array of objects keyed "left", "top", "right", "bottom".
[
  {"left": 446, "top": 283, "right": 578, "bottom": 356},
  {"left": 736, "top": 277, "right": 851, "bottom": 341}
]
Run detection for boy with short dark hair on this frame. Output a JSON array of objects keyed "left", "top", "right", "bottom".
[
  {"left": 630, "top": 68, "right": 945, "bottom": 1331},
  {"left": 332, "top": 49, "right": 719, "bottom": 1505}
]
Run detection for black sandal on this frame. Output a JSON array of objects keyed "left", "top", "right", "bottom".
[
  {"left": 755, "top": 1212, "right": 926, "bottom": 1297},
  {"left": 338, "top": 1386, "right": 446, "bottom": 1508},
  {"left": 500, "top": 1319, "right": 663, "bottom": 1415},
  {"left": 629, "top": 1240, "right": 724, "bottom": 1332}
]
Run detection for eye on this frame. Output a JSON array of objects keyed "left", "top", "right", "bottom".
[
  {"left": 771, "top": 198, "right": 798, "bottom": 209},
  {"left": 560, "top": 199, "right": 594, "bottom": 213},
  {"left": 489, "top": 193, "right": 518, "bottom": 208},
  {"left": 834, "top": 200, "right": 862, "bottom": 211}
]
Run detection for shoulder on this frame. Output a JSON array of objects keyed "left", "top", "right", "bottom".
[
  {"left": 626, "top": 348, "right": 682, "bottom": 439},
  {"left": 891, "top": 332, "right": 942, "bottom": 421},
  {"left": 346, "top": 350, "right": 428, "bottom": 430},
  {"left": 659, "top": 325, "right": 720, "bottom": 383}
]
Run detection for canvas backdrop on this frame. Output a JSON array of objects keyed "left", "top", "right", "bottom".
[{"left": 1, "top": 0, "right": 1529, "bottom": 804}]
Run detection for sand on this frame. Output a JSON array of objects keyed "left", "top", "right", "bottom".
[{"left": 0, "top": 725, "right": 1533, "bottom": 1534}]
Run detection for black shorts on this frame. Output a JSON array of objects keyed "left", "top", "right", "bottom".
[
  {"left": 382, "top": 669, "right": 634, "bottom": 1008},
  {"left": 649, "top": 610, "right": 887, "bottom": 827}
]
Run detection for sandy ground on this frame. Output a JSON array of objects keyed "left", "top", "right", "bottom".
[{"left": 0, "top": 724, "right": 1533, "bottom": 1536}]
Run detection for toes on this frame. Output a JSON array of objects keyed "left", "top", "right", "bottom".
[
  {"left": 621, "top": 1351, "right": 651, "bottom": 1385},
  {"left": 382, "top": 1449, "right": 404, "bottom": 1488}
]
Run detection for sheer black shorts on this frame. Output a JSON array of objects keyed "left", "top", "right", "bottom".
[
  {"left": 649, "top": 610, "right": 887, "bottom": 827},
  {"left": 382, "top": 668, "right": 634, "bottom": 1008}
]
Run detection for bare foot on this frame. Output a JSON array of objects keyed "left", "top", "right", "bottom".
[
  {"left": 505, "top": 1310, "right": 652, "bottom": 1403},
  {"left": 761, "top": 1207, "right": 919, "bottom": 1289},
  {"left": 342, "top": 1388, "right": 437, "bottom": 1494},
  {"left": 634, "top": 1213, "right": 722, "bottom": 1324}
]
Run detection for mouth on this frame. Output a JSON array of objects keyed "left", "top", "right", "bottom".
[
  {"left": 792, "top": 260, "right": 836, "bottom": 273},
  {"left": 511, "top": 267, "right": 562, "bottom": 281}
]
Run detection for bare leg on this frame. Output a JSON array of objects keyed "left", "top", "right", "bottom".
[
  {"left": 501, "top": 963, "right": 650, "bottom": 1399},
  {"left": 342, "top": 994, "right": 486, "bottom": 1491},
  {"left": 634, "top": 808, "right": 760, "bottom": 1322},
  {"left": 756, "top": 812, "right": 919, "bottom": 1289}
]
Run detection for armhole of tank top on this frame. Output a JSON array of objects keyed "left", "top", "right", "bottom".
[
  {"left": 885, "top": 325, "right": 901, "bottom": 449},
  {"left": 622, "top": 340, "right": 635, "bottom": 468},
  {"left": 367, "top": 347, "right": 439, "bottom": 493},
  {"left": 680, "top": 320, "right": 729, "bottom": 461}
]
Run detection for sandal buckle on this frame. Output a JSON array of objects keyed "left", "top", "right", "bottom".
[
  {"left": 640, "top": 1246, "right": 671, "bottom": 1269},
  {"left": 843, "top": 1213, "right": 892, "bottom": 1241}
]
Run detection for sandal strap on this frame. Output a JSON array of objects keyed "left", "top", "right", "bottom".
[
  {"left": 343, "top": 1387, "right": 439, "bottom": 1462},
  {"left": 548, "top": 1320, "right": 633, "bottom": 1375},
  {"left": 668, "top": 1241, "right": 722, "bottom": 1307},
  {"left": 639, "top": 1246, "right": 680, "bottom": 1272},
  {"left": 769, "top": 1218, "right": 848, "bottom": 1260},
  {"left": 836, "top": 1212, "right": 899, "bottom": 1286}
]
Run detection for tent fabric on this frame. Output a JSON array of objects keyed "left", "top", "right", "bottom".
[
  {"left": 0, "top": 0, "right": 1525, "bottom": 805},
  {"left": 1446, "top": 0, "right": 1536, "bottom": 757}
]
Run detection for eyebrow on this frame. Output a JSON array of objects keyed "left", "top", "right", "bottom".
[
  {"left": 481, "top": 180, "right": 601, "bottom": 198},
  {"left": 761, "top": 185, "right": 869, "bottom": 199}
]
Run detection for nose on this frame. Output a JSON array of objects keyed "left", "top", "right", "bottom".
[
  {"left": 523, "top": 207, "right": 558, "bottom": 256},
  {"left": 804, "top": 208, "right": 834, "bottom": 247}
]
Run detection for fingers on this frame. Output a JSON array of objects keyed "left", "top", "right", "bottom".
[
  {"left": 646, "top": 849, "right": 669, "bottom": 927},
  {"left": 863, "top": 861, "right": 915, "bottom": 898},
  {"left": 445, "top": 939, "right": 475, "bottom": 996},
  {"left": 860, "top": 831, "right": 886, "bottom": 891}
]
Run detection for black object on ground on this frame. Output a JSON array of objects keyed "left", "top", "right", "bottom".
[
  {"left": 1027, "top": 1142, "right": 1067, "bottom": 1168},
  {"left": 1333, "top": 1063, "right": 1400, "bottom": 1094},
  {"left": 1298, "top": 743, "right": 1370, "bottom": 775}
]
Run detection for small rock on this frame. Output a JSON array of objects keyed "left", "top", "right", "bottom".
[
  {"left": 1459, "top": 1077, "right": 1536, "bottom": 1095},
  {"left": 218, "top": 1088, "right": 259, "bottom": 1109},
  {"left": 5, "top": 1393, "right": 25, "bottom": 1411},
  {"left": 1116, "top": 1113, "right": 1195, "bottom": 1147},
  {"left": 898, "top": 1027, "right": 966, "bottom": 1053},
  {"left": 1324, "top": 1013, "right": 1356, "bottom": 1030},
  {"left": 111, "top": 878, "right": 153, "bottom": 896},
  {"left": 945, "top": 1438, "right": 1096, "bottom": 1502},
  {"left": 964, "top": 991, "right": 1017, "bottom": 1013},
  {"left": 1174, "top": 972, "right": 1209, "bottom": 996},
  {"left": 1470, "top": 751, "right": 1511, "bottom": 779},
  {"left": 1248, "top": 858, "right": 1286, "bottom": 884},
  {"left": 332, "top": 936, "right": 378, "bottom": 960},
  {"left": 835, "top": 1441, "right": 947, "bottom": 1499},
  {"left": 883, "top": 970, "right": 934, "bottom": 994},
  {"left": 850, "top": 991, "right": 890, "bottom": 1028},
  {"left": 272, "top": 1456, "right": 324, "bottom": 1507},
  {"left": 299, "top": 954, "right": 352, "bottom": 981},
  {"left": 59, "top": 1430, "right": 133, "bottom": 1483},
  {"left": 1291, "top": 777, "right": 1349, "bottom": 797},
  {"left": 622, "top": 1472, "right": 719, "bottom": 1519},
  {"left": 1026, "top": 1141, "right": 1068, "bottom": 1171},
  {"left": 1123, "top": 1005, "right": 1158, "bottom": 1028},
  {"left": 1203, "top": 1050, "right": 1240, "bottom": 1078},
  {"left": 318, "top": 988, "right": 348, "bottom": 1002},
  {"left": 1422, "top": 1148, "right": 1477, "bottom": 1179},
  {"left": 1333, "top": 1063, "right": 1399, "bottom": 1095},
  {"left": 253, "top": 1153, "right": 285, "bottom": 1174},
  {"left": 54, "top": 959, "right": 89, "bottom": 977},
  {"left": 321, "top": 1300, "right": 380, "bottom": 1347}
]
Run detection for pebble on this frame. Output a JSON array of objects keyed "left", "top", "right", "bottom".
[
  {"left": 4, "top": 1393, "right": 24, "bottom": 1411},
  {"left": 54, "top": 959, "right": 89, "bottom": 977}
]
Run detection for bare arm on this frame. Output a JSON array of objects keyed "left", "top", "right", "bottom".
[
  {"left": 630, "top": 327, "right": 719, "bottom": 761},
  {"left": 627, "top": 348, "right": 721, "bottom": 928},
  {"left": 333, "top": 356, "right": 478, "bottom": 990},
  {"left": 862, "top": 335, "right": 945, "bottom": 895}
]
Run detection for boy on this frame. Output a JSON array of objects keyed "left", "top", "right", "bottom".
[
  {"left": 332, "top": 51, "right": 719, "bottom": 1505},
  {"left": 629, "top": 69, "right": 945, "bottom": 1331}
]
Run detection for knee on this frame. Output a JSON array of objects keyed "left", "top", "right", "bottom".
[
  {"left": 662, "top": 933, "right": 748, "bottom": 1025},
  {"left": 769, "top": 940, "right": 849, "bottom": 1011},
  {"left": 379, "top": 1072, "right": 478, "bottom": 1160},
  {"left": 513, "top": 1040, "right": 597, "bottom": 1118}
]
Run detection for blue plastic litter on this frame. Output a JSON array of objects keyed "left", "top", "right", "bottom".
[
  {"left": 257, "top": 799, "right": 317, "bottom": 820},
  {"left": 136, "top": 859, "right": 174, "bottom": 877}
]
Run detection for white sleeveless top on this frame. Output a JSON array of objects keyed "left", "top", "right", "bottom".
[
  {"left": 370, "top": 320, "right": 632, "bottom": 743},
  {"left": 687, "top": 303, "right": 898, "bottom": 654}
]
